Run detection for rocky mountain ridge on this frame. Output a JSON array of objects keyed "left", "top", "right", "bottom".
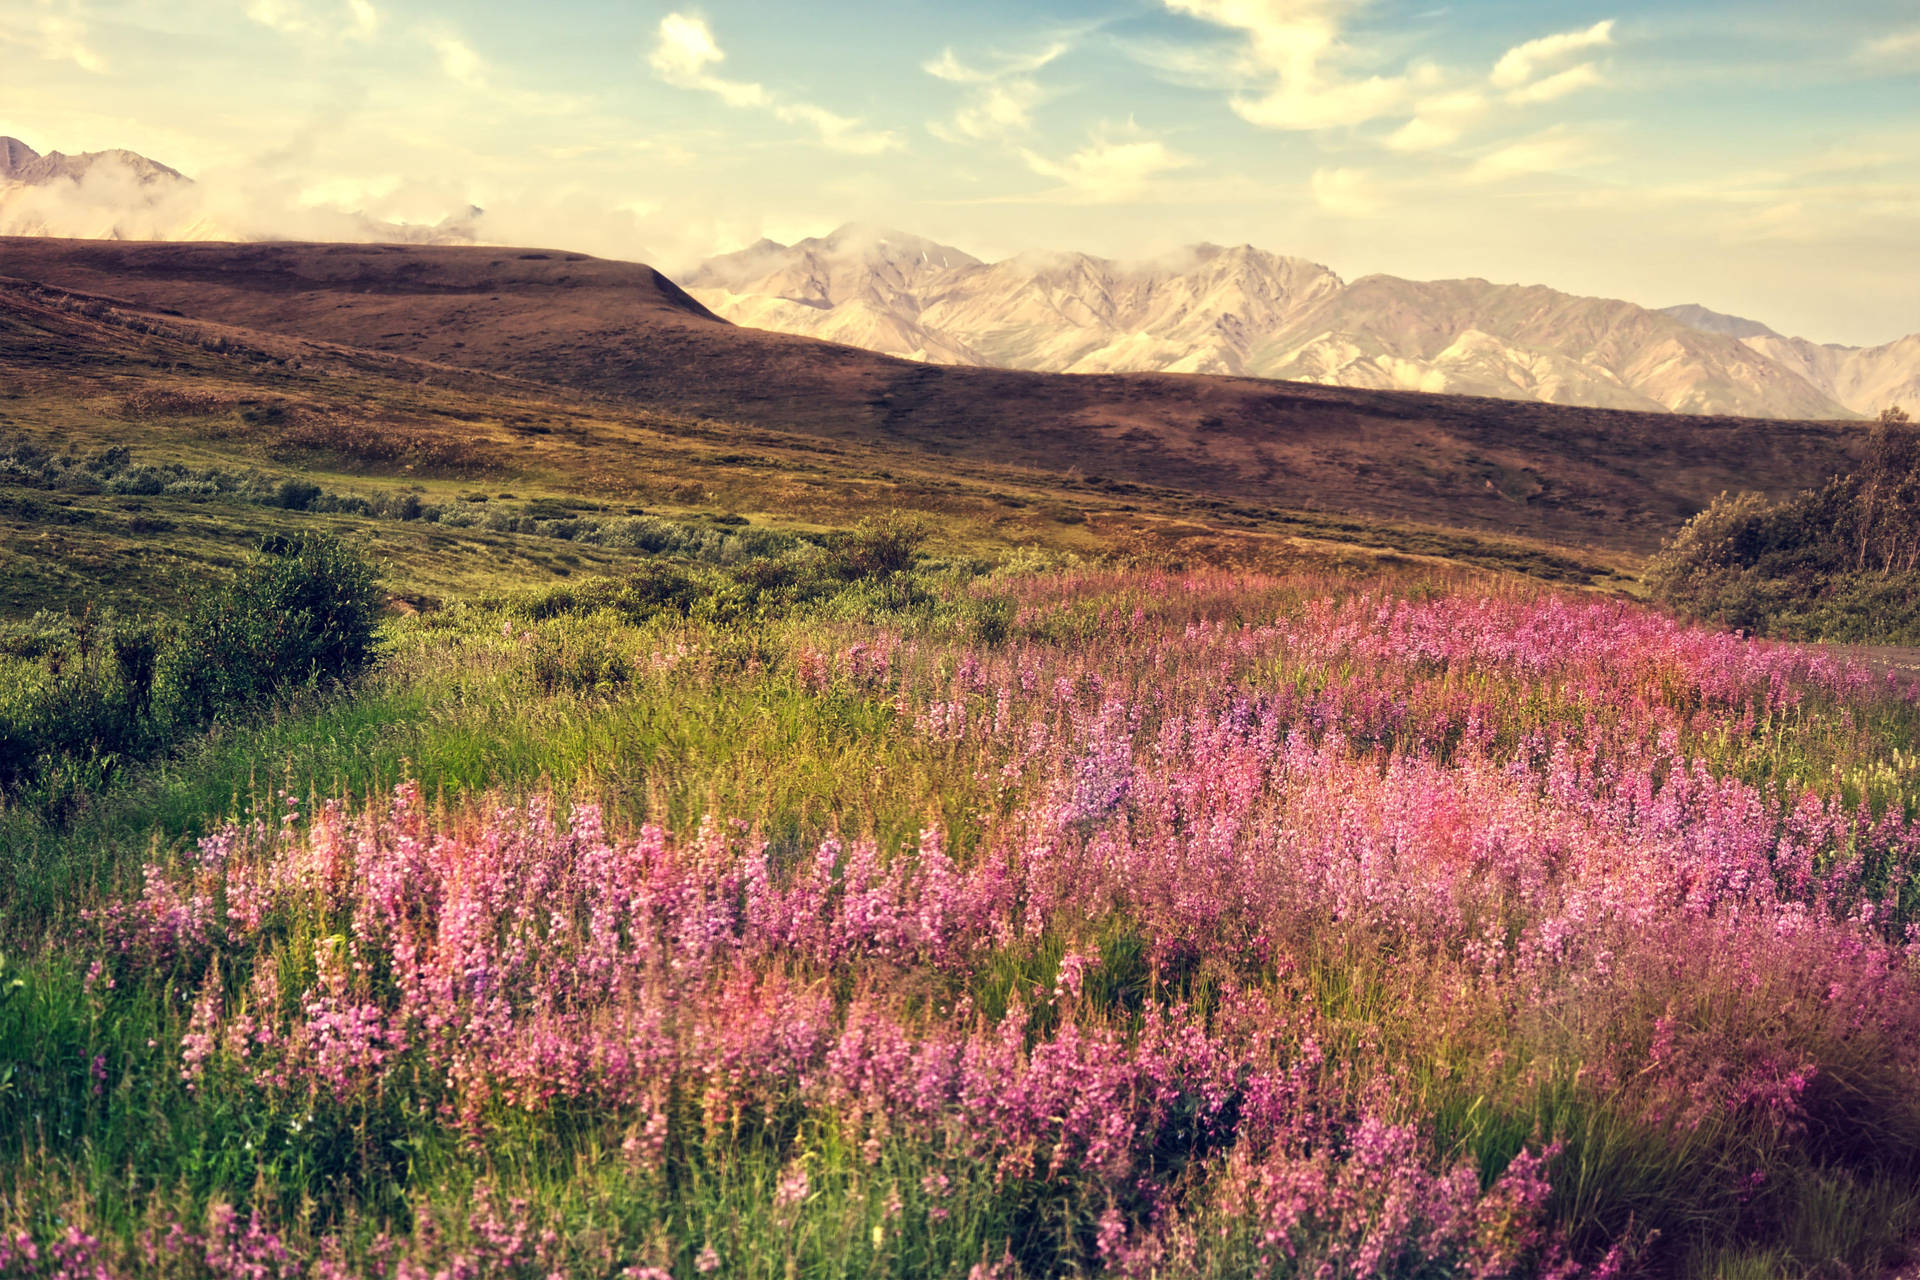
[{"left": 686, "top": 225, "right": 1917, "bottom": 421}]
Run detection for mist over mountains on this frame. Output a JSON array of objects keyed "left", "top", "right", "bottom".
[
  {"left": 0, "top": 137, "right": 479, "bottom": 247},
  {"left": 3, "top": 137, "right": 1914, "bottom": 421}
]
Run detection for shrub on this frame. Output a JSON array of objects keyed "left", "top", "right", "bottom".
[
  {"left": 159, "top": 533, "right": 384, "bottom": 724},
  {"left": 274, "top": 477, "right": 323, "bottom": 511},
  {"left": 511, "top": 563, "right": 703, "bottom": 626},
  {"left": 1650, "top": 412, "right": 1920, "bottom": 641},
  {"left": 827, "top": 513, "right": 927, "bottom": 581},
  {"left": 528, "top": 619, "right": 633, "bottom": 695},
  {"left": 0, "top": 613, "right": 165, "bottom": 804}
]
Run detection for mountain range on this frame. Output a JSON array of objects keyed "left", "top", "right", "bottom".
[
  {"left": 3, "top": 136, "right": 1914, "bottom": 422},
  {"left": 685, "top": 226, "right": 1919, "bottom": 422}
]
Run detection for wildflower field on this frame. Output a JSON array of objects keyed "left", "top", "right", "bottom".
[{"left": 4, "top": 566, "right": 1920, "bottom": 1279}]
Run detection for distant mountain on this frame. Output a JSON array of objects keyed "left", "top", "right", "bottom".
[
  {"left": 1735, "top": 332, "right": 1920, "bottom": 423},
  {"left": 0, "top": 136, "right": 478, "bottom": 247},
  {"left": 0, "top": 137, "right": 184, "bottom": 187},
  {"left": 5, "top": 139, "right": 1912, "bottom": 421},
  {"left": 1655, "top": 303, "right": 1920, "bottom": 419},
  {"left": 685, "top": 225, "right": 1919, "bottom": 421},
  {"left": 1658, "top": 304, "right": 1781, "bottom": 341}
]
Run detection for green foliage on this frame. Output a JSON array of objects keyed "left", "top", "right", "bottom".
[
  {"left": 0, "top": 535, "right": 383, "bottom": 813},
  {"left": 826, "top": 513, "right": 929, "bottom": 580},
  {"left": 160, "top": 533, "right": 384, "bottom": 724},
  {"left": 528, "top": 618, "right": 634, "bottom": 696},
  {"left": 1649, "top": 409, "right": 1920, "bottom": 641},
  {"left": 502, "top": 520, "right": 960, "bottom": 632}
]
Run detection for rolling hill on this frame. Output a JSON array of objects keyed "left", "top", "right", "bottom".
[
  {"left": 5, "top": 134, "right": 1912, "bottom": 421},
  {"left": 0, "top": 235, "right": 1869, "bottom": 567}
]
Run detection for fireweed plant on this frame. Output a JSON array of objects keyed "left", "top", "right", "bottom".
[{"left": 2, "top": 569, "right": 1918, "bottom": 1278}]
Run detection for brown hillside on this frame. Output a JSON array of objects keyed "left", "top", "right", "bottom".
[{"left": 0, "top": 236, "right": 1863, "bottom": 553}]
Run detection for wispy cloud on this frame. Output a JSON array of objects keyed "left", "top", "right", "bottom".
[
  {"left": 1311, "top": 165, "right": 1384, "bottom": 215},
  {"left": 244, "top": 0, "right": 381, "bottom": 42},
  {"left": 430, "top": 33, "right": 489, "bottom": 90},
  {"left": 1490, "top": 20, "right": 1614, "bottom": 89},
  {"left": 649, "top": 12, "right": 900, "bottom": 155},
  {"left": 5, "top": 0, "right": 109, "bottom": 74},
  {"left": 1860, "top": 27, "right": 1920, "bottom": 63},
  {"left": 1386, "top": 89, "right": 1488, "bottom": 151},
  {"left": 1161, "top": 0, "right": 1423, "bottom": 131},
  {"left": 1019, "top": 126, "right": 1192, "bottom": 202},
  {"left": 1465, "top": 128, "right": 1602, "bottom": 183},
  {"left": 924, "top": 42, "right": 1069, "bottom": 86},
  {"left": 924, "top": 40, "right": 1069, "bottom": 142},
  {"left": 1504, "top": 62, "right": 1606, "bottom": 105}
]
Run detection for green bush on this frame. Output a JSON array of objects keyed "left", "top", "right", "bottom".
[
  {"left": 0, "top": 614, "right": 163, "bottom": 805},
  {"left": 2, "top": 537, "right": 384, "bottom": 810},
  {"left": 1649, "top": 410, "right": 1920, "bottom": 642},
  {"left": 529, "top": 619, "right": 633, "bottom": 696},
  {"left": 274, "top": 477, "right": 322, "bottom": 510},
  {"left": 826, "top": 514, "right": 928, "bottom": 581},
  {"left": 160, "top": 533, "right": 384, "bottom": 724}
]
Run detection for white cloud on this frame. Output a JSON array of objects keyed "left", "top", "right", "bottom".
[
  {"left": 1385, "top": 89, "right": 1487, "bottom": 151},
  {"left": 5, "top": 0, "right": 108, "bottom": 73},
  {"left": 1465, "top": 129, "right": 1600, "bottom": 183},
  {"left": 932, "top": 80, "right": 1050, "bottom": 142},
  {"left": 1861, "top": 28, "right": 1920, "bottom": 63},
  {"left": 774, "top": 103, "right": 899, "bottom": 157},
  {"left": 1311, "top": 166, "right": 1384, "bottom": 215},
  {"left": 649, "top": 11, "right": 768, "bottom": 108},
  {"left": 1505, "top": 62, "right": 1605, "bottom": 105},
  {"left": 649, "top": 13, "right": 899, "bottom": 154},
  {"left": 1019, "top": 129, "right": 1192, "bottom": 202},
  {"left": 924, "top": 41, "right": 1069, "bottom": 142},
  {"left": 1161, "top": 0, "right": 1422, "bottom": 131},
  {"left": 1490, "top": 20, "right": 1614, "bottom": 90},
  {"left": 244, "top": 0, "right": 381, "bottom": 42},
  {"left": 923, "top": 41, "right": 1068, "bottom": 85},
  {"left": 431, "top": 33, "right": 489, "bottom": 90},
  {"left": 346, "top": 0, "right": 380, "bottom": 40}
]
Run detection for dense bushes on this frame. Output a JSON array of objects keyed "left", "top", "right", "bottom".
[
  {"left": 1650, "top": 407, "right": 1920, "bottom": 641},
  {"left": 0, "top": 534, "right": 383, "bottom": 811}
]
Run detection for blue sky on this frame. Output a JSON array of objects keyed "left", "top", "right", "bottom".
[{"left": 3, "top": 0, "right": 1917, "bottom": 343}]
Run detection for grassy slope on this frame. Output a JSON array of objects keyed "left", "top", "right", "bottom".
[
  {"left": 0, "top": 279, "right": 1629, "bottom": 621},
  {"left": 0, "top": 236, "right": 1868, "bottom": 556}
]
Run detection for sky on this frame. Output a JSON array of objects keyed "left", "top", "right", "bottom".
[{"left": 2, "top": 0, "right": 1917, "bottom": 345}]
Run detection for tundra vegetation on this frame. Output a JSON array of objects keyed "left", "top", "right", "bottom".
[
  {"left": 2, "top": 280, "right": 1917, "bottom": 1278},
  {"left": 2, "top": 519, "right": 1919, "bottom": 1280}
]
